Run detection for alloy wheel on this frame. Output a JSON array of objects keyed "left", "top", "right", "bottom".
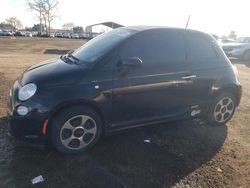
[
  {"left": 213, "top": 97, "right": 234, "bottom": 123},
  {"left": 60, "top": 115, "right": 97, "bottom": 150}
]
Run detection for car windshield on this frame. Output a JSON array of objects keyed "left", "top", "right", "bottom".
[
  {"left": 72, "top": 28, "right": 136, "bottom": 64},
  {"left": 237, "top": 37, "right": 250, "bottom": 43}
]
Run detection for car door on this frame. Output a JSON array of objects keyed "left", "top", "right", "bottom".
[
  {"left": 111, "top": 29, "right": 194, "bottom": 128},
  {"left": 184, "top": 31, "right": 223, "bottom": 112}
]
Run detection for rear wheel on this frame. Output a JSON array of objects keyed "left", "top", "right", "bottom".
[
  {"left": 207, "top": 93, "right": 236, "bottom": 126},
  {"left": 51, "top": 106, "right": 102, "bottom": 154}
]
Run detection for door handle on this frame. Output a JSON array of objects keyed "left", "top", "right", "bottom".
[{"left": 181, "top": 75, "right": 197, "bottom": 80}]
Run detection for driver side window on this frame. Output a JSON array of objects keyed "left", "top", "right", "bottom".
[{"left": 120, "top": 30, "right": 186, "bottom": 76}]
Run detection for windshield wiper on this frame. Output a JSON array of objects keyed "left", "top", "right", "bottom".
[
  {"left": 60, "top": 54, "right": 79, "bottom": 64},
  {"left": 68, "top": 54, "right": 80, "bottom": 64},
  {"left": 60, "top": 55, "right": 71, "bottom": 63}
]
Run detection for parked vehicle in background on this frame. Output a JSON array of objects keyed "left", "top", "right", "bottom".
[
  {"left": 222, "top": 37, "right": 250, "bottom": 61},
  {"left": 62, "top": 32, "right": 71, "bottom": 38},
  {"left": 50, "top": 33, "right": 55, "bottom": 37},
  {"left": 0, "top": 31, "right": 13, "bottom": 36},
  {"left": 7, "top": 26, "right": 241, "bottom": 154},
  {"left": 220, "top": 38, "right": 236, "bottom": 43},
  {"left": 25, "top": 32, "right": 32, "bottom": 37},
  {"left": 14, "top": 31, "right": 25, "bottom": 37},
  {"left": 32, "top": 31, "right": 39, "bottom": 37},
  {"left": 71, "top": 33, "right": 79, "bottom": 39},
  {"left": 55, "top": 32, "right": 63, "bottom": 38},
  {"left": 238, "top": 37, "right": 250, "bottom": 43},
  {"left": 39, "top": 32, "right": 50, "bottom": 37},
  {"left": 78, "top": 32, "right": 90, "bottom": 39}
]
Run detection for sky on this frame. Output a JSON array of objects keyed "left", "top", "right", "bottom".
[{"left": 0, "top": 0, "right": 250, "bottom": 36}]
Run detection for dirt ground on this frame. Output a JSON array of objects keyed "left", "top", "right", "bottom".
[{"left": 0, "top": 37, "right": 249, "bottom": 188}]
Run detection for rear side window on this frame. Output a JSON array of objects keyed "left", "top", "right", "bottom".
[
  {"left": 121, "top": 30, "right": 185, "bottom": 68},
  {"left": 186, "top": 33, "right": 217, "bottom": 61}
]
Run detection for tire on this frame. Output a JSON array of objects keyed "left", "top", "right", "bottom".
[
  {"left": 51, "top": 106, "right": 102, "bottom": 154},
  {"left": 243, "top": 50, "right": 250, "bottom": 61},
  {"left": 207, "top": 92, "right": 236, "bottom": 126}
]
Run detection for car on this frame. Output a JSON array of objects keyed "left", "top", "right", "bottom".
[
  {"left": 50, "top": 32, "right": 55, "bottom": 37},
  {"left": 39, "top": 32, "right": 49, "bottom": 37},
  {"left": 32, "top": 31, "right": 39, "bottom": 37},
  {"left": 78, "top": 32, "right": 90, "bottom": 39},
  {"left": 62, "top": 32, "right": 71, "bottom": 38},
  {"left": 220, "top": 38, "right": 236, "bottom": 43},
  {"left": 55, "top": 32, "right": 63, "bottom": 38},
  {"left": 222, "top": 37, "right": 250, "bottom": 61},
  {"left": 71, "top": 33, "right": 79, "bottom": 39},
  {"left": 14, "top": 31, "right": 25, "bottom": 37},
  {"left": 1, "top": 30, "right": 13, "bottom": 36},
  {"left": 7, "top": 26, "right": 242, "bottom": 154},
  {"left": 25, "top": 32, "right": 33, "bottom": 37}
]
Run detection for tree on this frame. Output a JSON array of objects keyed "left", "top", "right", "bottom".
[
  {"left": 28, "top": 0, "right": 58, "bottom": 35},
  {"left": 73, "top": 26, "right": 84, "bottom": 33},
  {"left": 31, "top": 24, "right": 45, "bottom": 31},
  {"left": 27, "top": 0, "right": 44, "bottom": 34},
  {"left": 228, "top": 31, "right": 237, "bottom": 40},
  {"left": 42, "top": 0, "right": 59, "bottom": 35},
  {"left": 62, "top": 22, "right": 75, "bottom": 31},
  {"left": 5, "top": 17, "right": 23, "bottom": 31},
  {"left": 0, "top": 22, "right": 14, "bottom": 30}
]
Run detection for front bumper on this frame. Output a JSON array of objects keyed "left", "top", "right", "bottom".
[
  {"left": 7, "top": 81, "right": 49, "bottom": 145},
  {"left": 7, "top": 113, "right": 47, "bottom": 144}
]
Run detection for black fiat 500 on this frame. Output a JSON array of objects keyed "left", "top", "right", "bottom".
[{"left": 7, "top": 26, "right": 242, "bottom": 154}]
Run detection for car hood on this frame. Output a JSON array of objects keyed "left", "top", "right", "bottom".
[{"left": 20, "top": 58, "right": 87, "bottom": 87}]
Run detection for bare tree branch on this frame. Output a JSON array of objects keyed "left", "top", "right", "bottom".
[
  {"left": 41, "top": 0, "right": 59, "bottom": 35},
  {"left": 27, "top": 0, "right": 45, "bottom": 34},
  {"left": 5, "top": 17, "right": 23, "bottom": 31},
  {"left": 27, "top": 0, "right": 58, "bottom": 35}
]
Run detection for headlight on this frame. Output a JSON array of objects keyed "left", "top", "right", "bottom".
[{"left": 18, "top": 83, "right": 37, "bottom": 101}]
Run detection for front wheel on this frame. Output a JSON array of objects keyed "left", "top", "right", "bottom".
[
  {"left": 51, "top": 106, "right": 102, "bottom": 154},
  {"left": 207, "top": 93, "right": 236, "bottom": 126}
]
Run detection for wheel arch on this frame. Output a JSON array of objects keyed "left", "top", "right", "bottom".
[
  {"left": 211, "top": 84, "right": 241, "bottom": 106},
  {"left": 46, "top": 100, "right": 106, "bottom": 139}
]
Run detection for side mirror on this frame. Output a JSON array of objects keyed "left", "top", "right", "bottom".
[
  {"left": 121, "top": 57, "right": 143, "bottom": 67},
  {"left": 117, "top": 57, "right": 143, "bottom": 77}
]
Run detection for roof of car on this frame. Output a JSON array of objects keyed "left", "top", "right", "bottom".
[{"left": 122, "top": 26, "right": 207, "bottom": 35}]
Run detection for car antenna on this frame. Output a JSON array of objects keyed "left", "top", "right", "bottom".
[{"left": 185, "top": 14, "right": 191, "bottom": 28}]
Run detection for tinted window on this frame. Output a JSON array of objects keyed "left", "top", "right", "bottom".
[
  {"left": 186, "top": 33, "right": 217, "bottom": 61},
  {"left": 121, "top": 30, "right": 185, "bottom": 67},
  {"left": 73, "top": 28, "right": 136, "bottom": 64}
]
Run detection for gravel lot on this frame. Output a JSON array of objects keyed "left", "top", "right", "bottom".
[{"left": 0, "top": 37, "right": 249, "bottom": 188}]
